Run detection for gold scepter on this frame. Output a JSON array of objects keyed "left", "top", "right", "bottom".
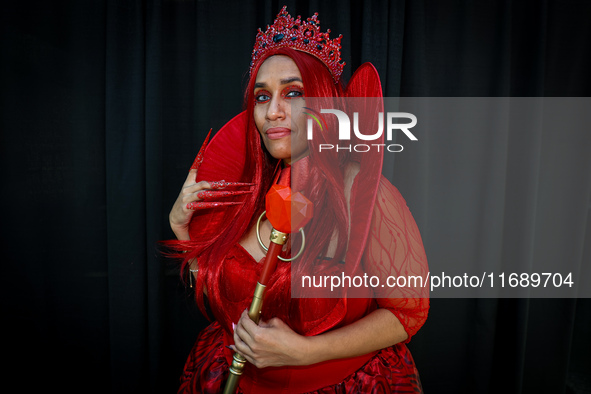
[{"left": 223, "top": 183, "right": 313, "bottom": 394}]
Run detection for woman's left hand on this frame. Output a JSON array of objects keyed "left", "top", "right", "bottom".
[{"left": 231, "top": 309, "right": 310, "bottom": 368}]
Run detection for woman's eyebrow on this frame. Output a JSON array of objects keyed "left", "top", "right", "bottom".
[
  {"left": 254, "top": 76, "right": 303, "bottom": 89},
  {"left": 280, "top": 76, "right": 303, "bottom": 85}
]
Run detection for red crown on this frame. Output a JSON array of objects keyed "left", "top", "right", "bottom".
[{"left": 250, "top": 6, "right": 345, "bottom": 83}]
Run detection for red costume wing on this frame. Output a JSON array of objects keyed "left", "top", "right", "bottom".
[{"left": 188, "top": 111, "right": 251, "bottom": 246}]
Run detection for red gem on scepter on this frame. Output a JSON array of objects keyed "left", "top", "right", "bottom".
[{"left": 265, "top": 184, "right": 313, "bottom": 234}]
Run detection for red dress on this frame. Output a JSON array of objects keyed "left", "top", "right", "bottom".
[{"left": 178, "top": 177, "right": 430, "bottom": 393}]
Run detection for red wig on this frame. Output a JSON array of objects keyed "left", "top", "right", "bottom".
[
  {"left": 245, "top": 47, "right": 352, "bottom": 268},
  {"left": 165, "top": 48, "right": 355, "bottom": 320}
]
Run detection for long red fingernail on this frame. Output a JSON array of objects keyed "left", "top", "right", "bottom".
[
  {"left": 197, "top": 190, "right": 251, "bottom": 201},
  {"left": 190, "top": 129, "right": 212, "bottom": 171},
  {"left": 186, "top": 201, "right": 243, "bottom": 210},
  {"left": 210, "top": 180, "right": 255, "bottom": 189}
]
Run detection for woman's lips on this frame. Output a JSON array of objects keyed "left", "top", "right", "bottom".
[{"left": 265, "top": 127, "right": 291, "bottom": 140}]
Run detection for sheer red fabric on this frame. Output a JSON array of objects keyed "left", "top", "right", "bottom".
[{"left": 365, "top": 177, "right": 430, "bottom": 341}]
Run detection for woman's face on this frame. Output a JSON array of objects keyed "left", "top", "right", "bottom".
[{"left": 253, "top": 55, "right": 308, "bottom": 165}]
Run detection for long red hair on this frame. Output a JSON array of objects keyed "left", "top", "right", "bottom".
[{"left": 166, "top": 48, "right": 352, "bottom": 319}]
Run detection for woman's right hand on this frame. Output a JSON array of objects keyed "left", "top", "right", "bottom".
[{"left": 169, "top": 168, "right": 212, "bottom": 240}]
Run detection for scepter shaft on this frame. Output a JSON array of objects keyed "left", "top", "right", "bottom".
[
  {"left": 223, "top": 183, "right": 313, "bottom": 393},
  {"left": 223, "top": 230, "right": 287, "bottom": 394}
]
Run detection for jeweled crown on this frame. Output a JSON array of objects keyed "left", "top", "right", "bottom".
[{"left": 250, "top": 6, "right": 345, "bottom": 83}]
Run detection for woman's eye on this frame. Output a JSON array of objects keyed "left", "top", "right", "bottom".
[
  {"left": 255, "top": 92, "right": 271, "bottom": 104},
  {"left": 286, "top": 90, "right": 303, "bottom": 98},
  {"left": 283, "top": 86, "right": 304, "bottom": 99}
]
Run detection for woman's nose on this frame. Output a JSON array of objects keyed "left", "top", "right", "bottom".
[{"left": 266, "top": 96, "right": 286, "bottom": 120}]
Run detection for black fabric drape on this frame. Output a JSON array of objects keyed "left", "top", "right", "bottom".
[{"left": 1, "top": 1, "right": 589, "bottom": 393}]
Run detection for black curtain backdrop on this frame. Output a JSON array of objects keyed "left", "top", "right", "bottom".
[{"left": 1, "top": 1, "right": 590, "bottom": 393}]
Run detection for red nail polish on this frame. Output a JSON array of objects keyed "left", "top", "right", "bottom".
[
  {"left": 190, "top": 129, "right": 212, "bottom": 171},
  {"left": 186, "top": 201, "right": 243, "bottom": 210},
  {"left": 210, "top": 180, "right": 255, "bottom": 190},
  {"left": 197, "top": 190, "right": 251, "bottom": 201}
]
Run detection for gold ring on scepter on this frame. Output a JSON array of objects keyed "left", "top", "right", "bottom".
[{"left": 256, "top": 211, "right": 306, "bottom": 261}]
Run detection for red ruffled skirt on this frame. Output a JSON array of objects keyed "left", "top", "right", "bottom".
[{"left": 178, "top": 321, "right": 423, "bottom": 393}]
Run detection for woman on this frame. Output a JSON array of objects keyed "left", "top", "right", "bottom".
[{"left": 165, "top": 6, "right": 429, "bottom": 393}]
